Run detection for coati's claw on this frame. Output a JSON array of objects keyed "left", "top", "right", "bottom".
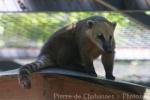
[
  {"left": 106, "top": 75, "right": 115, "bottom": 80},
  {"left": 18, "top": 75, "right": 31, "bottom": 89},
  {"left": 18, "top": 71, "right": 31, "bottom": 89}
]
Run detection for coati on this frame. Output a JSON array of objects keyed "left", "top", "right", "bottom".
[{"left": 18, "top": 16, "right": 116, "bottom": 89}]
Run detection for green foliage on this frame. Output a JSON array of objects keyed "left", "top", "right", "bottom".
[{"left": 0, "top": 12, "right": 132, "bottom": 48}]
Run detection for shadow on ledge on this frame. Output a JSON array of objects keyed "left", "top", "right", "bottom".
[{"left": 0, "top": 68, "right": 149, "bottom": 100}]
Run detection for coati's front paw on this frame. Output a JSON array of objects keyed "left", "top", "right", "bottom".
[
  {"left": 106, "top": 75, "right": 115, "bottom": 80},
  {"left": 88, "top": 71, "right": 97, "bottom": 77},
  {"left": 18, "top": 70, "right": 31, "bottom": 89}
]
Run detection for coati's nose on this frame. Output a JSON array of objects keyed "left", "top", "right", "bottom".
[
  {"left": 103, "top": 45, "right": 112, "bottom": 53},
  {"left": 105, "top": 48, "right": 113, "bottom": 53}
]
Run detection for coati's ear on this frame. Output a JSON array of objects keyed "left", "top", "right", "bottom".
[
  {"left": 87, "top": 20, "right": 95, "bottom": 28},
  {"left": 112, "top": 22, "right": 117, "bottom": 29}
]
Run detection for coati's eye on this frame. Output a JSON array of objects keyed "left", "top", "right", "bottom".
[{"left": 97, "top": 34, "right": 105, "bottom": 41}]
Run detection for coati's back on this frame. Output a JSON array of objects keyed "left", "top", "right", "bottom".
[{"left": 39, "top": 23, "right": 80, "bottom": 64}]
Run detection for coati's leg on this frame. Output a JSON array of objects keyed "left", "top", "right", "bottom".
[
  {"left": 80, "top": 54, "right": 97, "bottom": 76},
  {"left": 82, "top": 60, "right": 97, "bottom": 77},
  {"left": 101, "top": 53, "right": 115, "bottom": 80},
  {"left": 78, "top": 46, "right": 97, "bottom": 76},
  {"left": 18, "top": 55, "right": 53, "bottom": 89}
]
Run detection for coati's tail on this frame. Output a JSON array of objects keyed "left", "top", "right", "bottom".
[{"left": 18, "top": 56, "right": 51, "bottom": 89}]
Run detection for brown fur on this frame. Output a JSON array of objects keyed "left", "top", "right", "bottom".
[{"left": 18, "top": 16, "right": 116, "bottom": 89}]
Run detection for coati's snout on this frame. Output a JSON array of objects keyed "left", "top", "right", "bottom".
[
  {"left": 97, "top": 33, "right": 113, "bottom": 53},
  {"left": 102, "top": 42, "right": 113, "bottom": 53},
  {"left": 97, "top": 34, "right": 113, "bottom": 53}
]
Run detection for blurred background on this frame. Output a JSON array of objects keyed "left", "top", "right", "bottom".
[{"left": 0, "top": 0, "right": 150, "bottom": 87}]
